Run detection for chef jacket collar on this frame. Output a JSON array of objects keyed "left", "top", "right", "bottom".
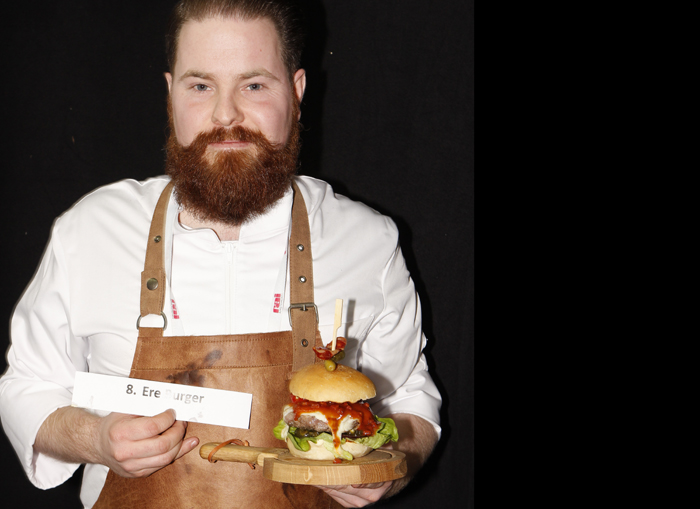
[{"left": 170, "top": 184, "right": 294, "bottom": 245}]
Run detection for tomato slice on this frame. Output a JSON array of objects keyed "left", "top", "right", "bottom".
[{"left": 313, "top": 337, "right": 347, "bottom": 360}]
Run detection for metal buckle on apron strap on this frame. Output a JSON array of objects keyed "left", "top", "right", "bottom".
[
  {"left": 136, "top": 312, "right": 168, "bottom": 331},
  {"left": 287, "top": 303, "right": 319, "bottom": 327}
]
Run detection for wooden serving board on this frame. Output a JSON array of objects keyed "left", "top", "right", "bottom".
[{"left": 200, "top": 443, "right": 407, "bottom": 485}]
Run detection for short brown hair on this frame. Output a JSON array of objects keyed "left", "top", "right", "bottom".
[{"left": 165, "top": 0, "right": 305, "bottom": 81}]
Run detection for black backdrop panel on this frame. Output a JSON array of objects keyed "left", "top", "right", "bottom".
[{"left": 0, "top": 1, "right": 473, "bottom": 507}]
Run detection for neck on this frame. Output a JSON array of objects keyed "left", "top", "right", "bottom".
[{"left": 179, "top": 209, "right": 241, "bottom": 242}]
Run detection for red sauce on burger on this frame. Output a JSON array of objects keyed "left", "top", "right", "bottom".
[{"left": 290, "top": 395, "right": 381, "bottom": 447}]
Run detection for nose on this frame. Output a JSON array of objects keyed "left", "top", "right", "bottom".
[{"left": 212, "top": 92, "right": 243, "bottom": 127}]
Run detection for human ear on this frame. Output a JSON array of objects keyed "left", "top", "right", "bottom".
[{"left": 293, "top": 69, "right": 307, "bottom": 118}]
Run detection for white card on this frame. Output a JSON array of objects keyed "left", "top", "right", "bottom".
[{"left": 72, "top": 372, "right": 252, "bottom": 429}]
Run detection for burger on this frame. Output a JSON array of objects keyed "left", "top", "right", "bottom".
[{"left": 273, "top": 362, "right": 398, "bottom": 461}]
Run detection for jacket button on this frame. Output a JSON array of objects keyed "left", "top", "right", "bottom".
[
  {"left": 147, "top": 278, "right": 159, "bottom": 291},
  {"left": 299, "top": 276, "right": 307, "bottom": 283}
]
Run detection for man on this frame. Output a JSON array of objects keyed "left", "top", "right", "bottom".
[{"left": 0, "top": 1, "right": 441, "bottom": 507}]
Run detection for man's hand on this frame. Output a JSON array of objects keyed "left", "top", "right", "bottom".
[
  {"left": 314, "top": 413, "right": 439, "bottom": 507},
  {"left": 95, "top": 410, "right": 199, "bottom": 478},
  {"left": 317, "top": 483, "right": 392, "bottom": 508},
  {"left": 35, "top": 407, "right": 199, "bottom": 478}
]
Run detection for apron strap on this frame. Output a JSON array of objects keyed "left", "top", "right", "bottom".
[
  {"left": 289, "top": 181, "right": 318, "bottom": 371},
  {"left": 138, "top": 181, "right": 174, "bottom": 334},
  {"left": 137, "top": 180, "right": 318, "bottom": 371}
]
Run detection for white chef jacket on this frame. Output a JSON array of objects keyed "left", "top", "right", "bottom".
[{"left": 0, "top": 175, "right": 441, "bottom": 507}]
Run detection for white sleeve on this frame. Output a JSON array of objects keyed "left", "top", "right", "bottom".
[
  {"left": 0, "top": 223, "right": 88, "bottom": 488},
  {"left": 358, "top": 242, "right": 442, "bottom": 437}
]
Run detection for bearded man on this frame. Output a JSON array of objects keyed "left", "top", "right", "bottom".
[{"left": 0, "top": 1, "right": 441, "bottom": 508}]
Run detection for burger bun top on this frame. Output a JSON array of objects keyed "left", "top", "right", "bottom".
[{"left": 289, "top": 362, "right": 376, "bottom": 403}]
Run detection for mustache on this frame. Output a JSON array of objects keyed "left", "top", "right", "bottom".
[{"left": 183, "top": 125, "right": 277, "bottom": 152}]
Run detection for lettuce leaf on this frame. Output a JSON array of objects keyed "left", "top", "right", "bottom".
[
  {"left": 273, "top": 420, "right": 288, "bottom": 441},
  {"left": 273, "top": 419, "right": 333, "bottom": 451},
  {"left": 378, "top": 417, "right": 400, "bottom": 442},
  {"left": 352, "top": 417, "right": 399, "bottom": 449},
  {"left": 321, "top": 440, "right": 354, "bottom": 461},
  {"left": 273, "top": 416, "right": 399, "bottom": 456}
]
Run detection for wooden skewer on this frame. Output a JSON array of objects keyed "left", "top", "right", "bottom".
[{"left": 332, "top": 299, "right": 343, "bottom": 351}]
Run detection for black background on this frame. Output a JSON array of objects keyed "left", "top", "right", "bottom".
[{"left": 0, "top": 1, "right": 473, "bottom": 507}]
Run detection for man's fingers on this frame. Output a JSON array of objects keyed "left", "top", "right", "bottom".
[
  {"left": 122, "top": 436, "right": 199, "bottom": 474},
  {"left": 321, "top": 483, "right": 388, "bottom": 491},
  {"left": 317, "top": 482, "right": 391, "bottom": 507},
  {"left": 107, "top": 409, "right": 178, "bottom": 444},
  {"left": 123, "top": 417, "right": 189, "bottom": 461},
  {"left": 126, "top": 409, "right": 178, "bottom": 441},
  {"left": 92, "top": 407, "right": 202, "bottom": 481},
  {"left": 175, "top": 437, "right": 200, "bottom": 461},
  {"left": 98, "top": 410, "right": 200, "bottom": 478}
]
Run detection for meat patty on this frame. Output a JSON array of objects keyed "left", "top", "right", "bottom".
[{"left": 284, "top": 412, "right": 359, "bottom": 433}]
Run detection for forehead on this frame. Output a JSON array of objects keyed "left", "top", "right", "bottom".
[{"left": 175, "top": 16, "right": 284, "bottom": 78}]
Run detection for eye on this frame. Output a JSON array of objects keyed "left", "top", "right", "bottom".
[
  {"left": 194, "top": 84, "right": 210, "bottom": 92},
  {"left": 247, "top": 83, "right": 263, "bottom": 92}
]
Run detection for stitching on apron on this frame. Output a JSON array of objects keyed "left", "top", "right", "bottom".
[{"left": 131, "top": 343, "right": 143, "bottom": 372}]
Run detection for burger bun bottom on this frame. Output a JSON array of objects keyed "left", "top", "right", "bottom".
[{"left": 286, "top": 437, "right": 372, "bottom": 461}]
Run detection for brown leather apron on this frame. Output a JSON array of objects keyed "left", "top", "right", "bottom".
[{"left": 93, "top": 182, "right": 339, "bottom": 508}]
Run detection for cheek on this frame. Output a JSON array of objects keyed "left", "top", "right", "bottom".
[
  {"left": 171, "top": 96, "right": 208, "bottom": 146},
  {"left": 173, "top": 109, "right": 202, "bottom": 146},
  {"left": 256, "top": 106, "right": 293, "bottom": 145}
]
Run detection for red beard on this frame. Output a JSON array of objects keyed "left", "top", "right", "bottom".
[{"left": 165, "top": 104, "right": 300, "bottom": 225}]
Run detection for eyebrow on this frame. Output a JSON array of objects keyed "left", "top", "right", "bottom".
[
  {"left": 178, "top": 70, "right": 215, "bottom": 82},
  {"left": 178, "top": 68, "right": 280, "bottom": 83},
  {"left": 239, "top": 69, "right": 279, "bottom": 81}
]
